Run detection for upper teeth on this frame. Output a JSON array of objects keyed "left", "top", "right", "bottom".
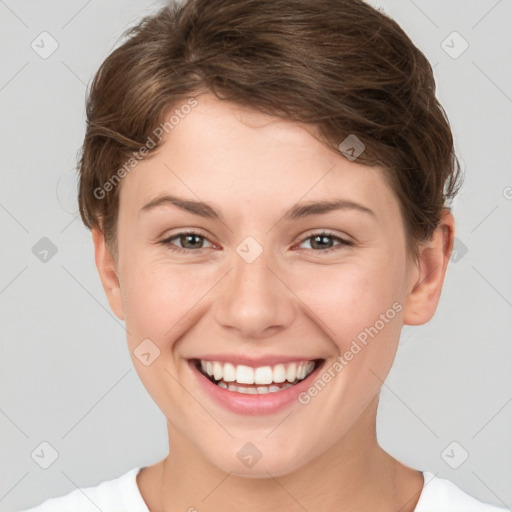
[{"left": 200, "top": 360, "right": 315, "bottom": 385}]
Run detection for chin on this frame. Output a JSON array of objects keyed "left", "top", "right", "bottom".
[{"left": 205, "top": 443, "right": 312, "bottom": 479}]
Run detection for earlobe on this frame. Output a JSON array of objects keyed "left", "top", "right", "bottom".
[
  {"left": 92, "top": 227, "right": 125, "bottom": 320},
  {"left": 402, "top": 210, "right": 455, "bottom": 326}
]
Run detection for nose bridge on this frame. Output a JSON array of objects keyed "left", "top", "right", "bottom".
[
  {"left": 233, "top": 241, "right": 273, "bottom": 295},
  {"left": 213, "top": 236, "right": 295, "bottom": 338}
]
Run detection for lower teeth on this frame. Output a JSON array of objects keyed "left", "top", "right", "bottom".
[{"left": 216, "top": 381, "right": 295, "bottom": 394}]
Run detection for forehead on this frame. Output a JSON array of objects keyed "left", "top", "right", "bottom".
[{"left": 119, "top": 93, "right": 399, "bottom": 223}]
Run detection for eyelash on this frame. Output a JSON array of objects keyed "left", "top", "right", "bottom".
[{"left": 160, "top": 230, "right": 353, "bottom": 255}]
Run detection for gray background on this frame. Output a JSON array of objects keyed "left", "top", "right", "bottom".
[{"left": 1, "top": 0, "right": 511, "bottom": 510}]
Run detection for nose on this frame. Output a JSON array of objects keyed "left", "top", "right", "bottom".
[{"left": 213, "top": 246, "right": 296, "bottom": 340}]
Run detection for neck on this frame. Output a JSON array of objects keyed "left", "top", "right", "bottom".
[{"left": 142, "top": 396, "right": 423, "bottom": 512}]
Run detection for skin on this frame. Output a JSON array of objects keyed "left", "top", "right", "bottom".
[{"left": 93, "top": 93, "right": 455, "bottom": 511}]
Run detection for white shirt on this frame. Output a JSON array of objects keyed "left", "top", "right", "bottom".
[{"left": 20, "top": 467, "right": 509, "bottom": 511}]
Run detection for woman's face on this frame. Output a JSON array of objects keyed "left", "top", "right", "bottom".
[{"left": 105, "top": 94, "right": 421, "bottom": 476}]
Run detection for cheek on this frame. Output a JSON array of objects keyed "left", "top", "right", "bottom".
[
  {"left": 120, "top": 256, "right": 216, "bottom": 346},
  {"left": 294, "top": 257, "right": 406, "bottom": 346}
]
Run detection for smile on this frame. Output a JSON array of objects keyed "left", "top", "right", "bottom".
[{"left": 195, "top": 359, "right": 320, "bottom": 395}]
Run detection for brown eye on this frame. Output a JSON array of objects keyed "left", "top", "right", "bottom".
[
  {"left": 298, "top": 231, "right": 352, "bottom": 253},
  {"left": 161, "top": 231, "right": 214, "bottom": 253}
]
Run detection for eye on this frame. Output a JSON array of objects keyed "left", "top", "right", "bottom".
[
  {"left": 160, "top": 230, "right": 352, "bottom": 255},
  {"left": 160, "top": 231, "right": 215, "bottom": 254},
  {"left": 296, "top": 230, "right": 353, "bottom": 253}
]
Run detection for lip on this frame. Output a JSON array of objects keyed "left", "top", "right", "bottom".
[{"left": 188, "top": 357, "right": 325, "bottom": 416}]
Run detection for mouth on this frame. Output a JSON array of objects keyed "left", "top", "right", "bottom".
[{"left": 192, "top": 358, "right": 324, "bottom": 395}]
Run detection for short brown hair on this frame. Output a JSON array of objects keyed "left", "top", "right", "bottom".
[{"left": 78, "top": 0, "right": 462, "bottom": 259}]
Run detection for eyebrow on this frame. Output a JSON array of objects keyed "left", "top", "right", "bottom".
[{"left": 139, "top": 194, "right": 375, "bottom": 221}]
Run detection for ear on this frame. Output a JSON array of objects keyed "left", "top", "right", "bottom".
[
  {"left": 402, "top": 209, "right": 455, "bottom": 326},
  {"left": 92, "top": 227, "right": 124, "bottom": 320}
]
